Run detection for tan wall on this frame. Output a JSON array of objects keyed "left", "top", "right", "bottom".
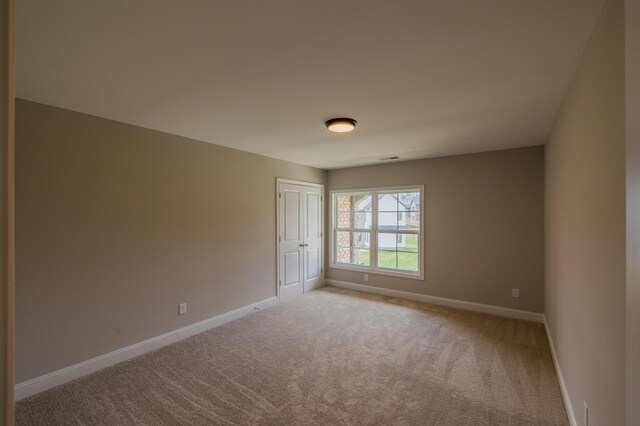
[
  {"left": 626, "top": 0, "right": 640, "bottom": 423},
  {"left": 15, "top": 99, "right": 324, "bottom": 382},
  {"left": 1, "top": 0, "right": 14, "bottom": 423},
  {"left": 326, "top": 146, "right": 545, "bottom": 313},
  {"left": 545, "top": 0, "right": 626, "bottom": 424}
]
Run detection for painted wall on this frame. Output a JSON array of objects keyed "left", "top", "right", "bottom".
[
  {"left": 327, "top": 146, "right": 545, "bottom": 313},
  {"left": 626, "top": 0, "right": 640, "bottom": 423},
  {"left": 545, "top": 0, "right": 626, "bottom": 424},
  {"left": 1, "top": 0, "right": 14, "bottom": 422},
  {"left": 15, "top": 99, "right": 325, "bottom": 383}
]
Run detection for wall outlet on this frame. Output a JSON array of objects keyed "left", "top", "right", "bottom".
[
  {"left": 583, "top": 401, "right": 588, "bottom": 426},
  {"left": 512, "top": 288, "right": 520, "bottom": 298},
  {"left": 179, "top": 303, "right": 187, "bottom": 315},
  {"left": 364, "top": 274, "right": 369, "bottom": 282}
]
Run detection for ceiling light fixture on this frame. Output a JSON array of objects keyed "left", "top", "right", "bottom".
[{"left": 325, "top": 117, "right": 357, "bottom": 133}]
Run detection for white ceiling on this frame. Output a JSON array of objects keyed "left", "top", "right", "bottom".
[{"left": 16, "top": 0, "right": 605, "bottom": 169}]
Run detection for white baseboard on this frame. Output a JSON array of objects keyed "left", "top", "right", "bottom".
[
  {"left": 14, "top": 296, "right": 279, "bottom": 401},
  {"left": 325, "top": 279, "right": 544, "bottom": 323},
  {"left": 543, "top": 316, "right": 576, "bottom": 426}
]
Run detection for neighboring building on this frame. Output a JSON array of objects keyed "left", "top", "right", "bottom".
[{"left": 354, "top": 193, "right": 419, "bottom": 249}]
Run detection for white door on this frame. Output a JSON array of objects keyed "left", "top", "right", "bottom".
[
  {"left": 303, "top": 186, "right": 322, "bottom": 293},
  {"left": 278, "top": 181, "right": 323, "bottom": 302}
]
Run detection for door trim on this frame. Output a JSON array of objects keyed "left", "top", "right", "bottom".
[{"left": 276, "top": 178, "right": 324, "bottom": 302}]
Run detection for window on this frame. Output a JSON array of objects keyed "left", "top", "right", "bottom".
[{"left": 331, "top": 186, "right": 423, "bottom": 279}]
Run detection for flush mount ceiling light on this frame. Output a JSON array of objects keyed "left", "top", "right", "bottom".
[{"left": 325, "top": 118, "right": 357, "bottom": 133}]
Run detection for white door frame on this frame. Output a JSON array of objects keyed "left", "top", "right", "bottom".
[{"left": 276, "top": 178, "right": 324, "bottom": 302}]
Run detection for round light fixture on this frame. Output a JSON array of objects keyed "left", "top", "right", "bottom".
[{"left": 325, "top": 118, "right": 357, "bottom": 133}]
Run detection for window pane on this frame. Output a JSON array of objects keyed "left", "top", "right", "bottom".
[
  {"left": 398, "top": 192, "right": 420, "bottom": 211},
  {"left": 377, "top": 250, "right": 397, "bottom": 269},
  {"left": 400, "top": 233, "right": 419, "bottom": 252},
  {"left": 377, "top": 193, "right": 399, "bottom": 211},
  {"left": 354, "top": 212, "right": 372, "bottom": 229},
  {"left": 336, "top": 231, "right": 370, "bottom": 266},
  {"left": 337, "top": 194, "right": 372, "bottom": 211},
  {"left": 397, "top": 251, "right": 419, "bottom": 271},
  {"left": 337, "top": 211, "right": 350, "bottom": 228},
  {"left": 336, "top": 194, "right": 372, "bottom": 229},
  {"left": 335, "top": 247, "right": 370, "bottom": 266},
  {"left": 377, "top": 233, "right": 419, "bottom": 271},
  {"left": 398, "top": 211, "right": 420, "bottom": 230},
  {"left": 336, "top": 247, "right": 370, "bottom": 266},
  {"left": 378, "top": 212, "right": 398, "bottom": 230},
  {"left": 377, "top": 232, "right": 397, "bottom": 250},
  {"left": 356, "top": 249, "right": 371, "bottom": 266},
  {"left": 336, "top": 231, "right": 371, "bottom": 249}
]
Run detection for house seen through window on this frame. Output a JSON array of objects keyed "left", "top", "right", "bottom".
[{"left": 332, "top": 187, "right": 423, "bottom": 279}]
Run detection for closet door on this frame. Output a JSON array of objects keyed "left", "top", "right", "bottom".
[
  {"left": 279, "top": 183, "right": 304, "bottom": 302},
  {"left": 278, "top": 181, "right": 323, "bottom": 302},
  {"left": 303, "top": 186, "right": 322, "bottom": 293}
]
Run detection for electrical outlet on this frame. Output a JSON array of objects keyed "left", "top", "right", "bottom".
[
  {"left": 584, "top": 401, "right": 588, "bottom": 426},
  {"left": 512, "top": 288, "right": 520, "bottom": 298},
  {"left": 179, "top": 303, "right": 187, "bottom": 315},
  {"left": 364, "top": 274, "right": 369, "bottom": 282}
]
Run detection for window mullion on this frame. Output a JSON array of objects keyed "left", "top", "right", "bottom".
[
  {"left": 333, "top": 196, "right": 338, "bottom": 265},
  {"left": 372, "top": 191, "right": 378, "bottom": 270},
  {"left": 377, "top": 230, "right": 419, "bottom": 234}
]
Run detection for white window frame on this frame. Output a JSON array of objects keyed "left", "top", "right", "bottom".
[{"left": 330, "top": 185, "right": 424, "bottom": 280}]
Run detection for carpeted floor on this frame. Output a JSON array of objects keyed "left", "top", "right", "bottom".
[{"left": 16, "top": 286, "right": 568, "bottom": 425}]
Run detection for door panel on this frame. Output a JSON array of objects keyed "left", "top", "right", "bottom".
[
  {"left": 306, "top": 192, "right": 320, "bottom": 239},
  {"left": 284, "top": 191, "right": 300, "bottom": 242},
  {"left": 284, "top": 252, "right": 301, "bottom": 286},
  {"left": 306, "top": 247, "right": 320, "bottom": 280}
]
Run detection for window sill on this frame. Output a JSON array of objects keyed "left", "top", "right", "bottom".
[{"left": 330, "top": 263, "right": 425, "bottom": 281}]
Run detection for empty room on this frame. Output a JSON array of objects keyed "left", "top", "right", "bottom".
[{"left": 1, "top": 0, "right": 639, "bottom": 425}]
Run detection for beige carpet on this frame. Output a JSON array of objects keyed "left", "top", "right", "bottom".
[{"left": 16, "top": 286, "right": 568, "bottom": 425}]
